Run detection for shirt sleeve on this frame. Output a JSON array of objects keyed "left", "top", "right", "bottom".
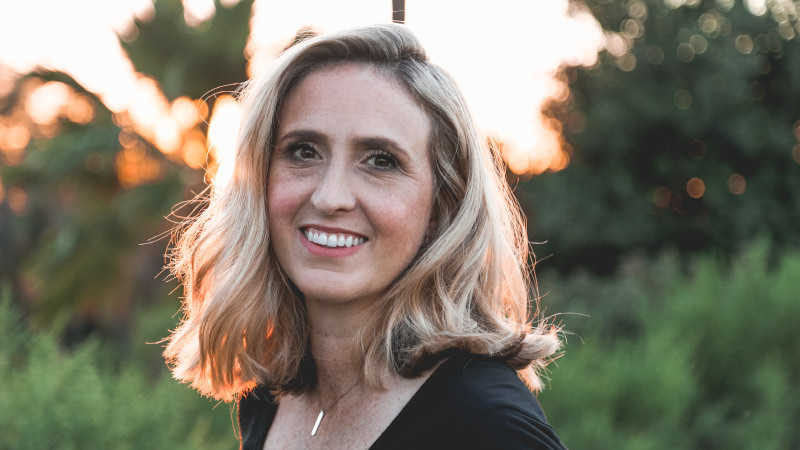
[{"left": 470, "top": 405, "right": 568, "bottom": 450}]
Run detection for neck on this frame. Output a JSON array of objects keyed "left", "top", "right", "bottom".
[
  {"left": 310, "top": 329, "right": 359, "bottom": 394},
  {"left": 305, "top": 297, "right": 372, "bottom": 396}
]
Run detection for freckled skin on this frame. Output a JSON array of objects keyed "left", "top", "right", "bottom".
[{"left": 267, "top": 64, "right": 434, "bottom": 314}]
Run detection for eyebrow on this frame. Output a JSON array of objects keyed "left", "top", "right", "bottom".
[
  {"left": 277, "top": 129, "right": 412, "bottom": 158},
  {"left": 277, "top": 129, "right": 326, "bottom": 145}
]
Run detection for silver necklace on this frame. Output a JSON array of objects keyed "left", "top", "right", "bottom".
[{"left": 310, "top": 381, "right": 360, "bottom": 436}]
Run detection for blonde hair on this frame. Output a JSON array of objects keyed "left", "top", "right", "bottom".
[{"left": 163, "top": 23, "right": 560, "bottom": 401}]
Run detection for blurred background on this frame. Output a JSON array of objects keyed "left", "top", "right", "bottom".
[{"left": 1, "top": 0, "right": 798, "bottom": 449}]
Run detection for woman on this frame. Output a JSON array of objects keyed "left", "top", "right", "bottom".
[{"left": 164, "top": 24, "right": 566, "bottom": 449}]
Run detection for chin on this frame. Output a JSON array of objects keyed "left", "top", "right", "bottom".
[{"left": 297, "top": 284, "right": 378, "bottom": 307}]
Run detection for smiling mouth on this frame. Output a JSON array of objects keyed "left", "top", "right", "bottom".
[{"left": 302, "top": 227, "right": 367, "bottom": 248}]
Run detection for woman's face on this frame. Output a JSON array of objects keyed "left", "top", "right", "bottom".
[{"left": 267, "top": 64, "right": 434, "bottom": 309}]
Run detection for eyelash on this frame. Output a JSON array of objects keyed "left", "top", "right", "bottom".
[
  {"left": 283, "top": 142, "right": 400, "bottom": 171},
  {"left": 286, "top": 141, "right": 319, "bottom": 161},
  {"left": 364, "top": 150, "right": 400, "bottom": 170}
]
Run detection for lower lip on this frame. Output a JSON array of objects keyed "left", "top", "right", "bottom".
[{"left": 300, "top": 230, "right": 364, "bottom": 258}]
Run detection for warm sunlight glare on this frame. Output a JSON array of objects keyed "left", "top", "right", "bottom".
[
  {"left": 247, "top": 0, "right": 390, "bottom": 76},
  {"left": 246, "top": 0, "right": 603, "bottom": 175},
  {"left": 206, "top": 95, "right": 243, "bottom": 189},
  {"left": 0, "top": 0, "right": 193, "bottom": 161},
  {"left": 115, "top": 139, "right": 163, "bottom": 188},
  {"left": 182, "top": 0, "right": 216, "bottom": 27},
  {"left": 407, "top": 0, "right": 603, "bottom": 174},
  {"left": 172, "top": 96, "right": 202, "bottom": 130},
  {"left": 20, "top": 79, "right": 97, "bottom": 137},
  {"left": 25, "top": 81, "right": 71, "bottom": 125},
  {"left": 1, "top": 0, "right": 605, "bottom": 179}
]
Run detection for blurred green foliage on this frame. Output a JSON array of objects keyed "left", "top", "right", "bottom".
[
  {"left": 0, "top": 4, "right": 253, "bottom": 445},
  {"left": 2, "top": 243, "right": 795, "bottom": 449},
  {"left": 0, "top": 289, "right": 236, "bottom": 450},
  {"left": 0, "top": 99, "right": 190, "bottom": 327},
  {"left": 538, "top": 242, "right": 800, "bottom": 449},
  {"left": 122, "top": 0, "right": 251, "bottom": 100},
  {"left": 526, "top": 0, "right": 800, "bottom": 274},
  {"left": 0, "top": 0, "right": 253, "bottom": 331}
]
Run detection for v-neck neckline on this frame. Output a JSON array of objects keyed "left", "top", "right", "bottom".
[
  {"left": 247, "top": 352, "right": 473, "bottom": 450},
  {"left": 366, "top": 352, "right": 468, "bottom": 448}
]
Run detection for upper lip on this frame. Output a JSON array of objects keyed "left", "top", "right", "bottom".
[{"left": 300, "top": 224, "right": 366, "bottom": 237}]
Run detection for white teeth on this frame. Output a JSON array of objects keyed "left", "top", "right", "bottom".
[
  {"left": 326, "top": 234, "right": 338, "bottom": 247},
  {"left": 304, "top": 228, "right": 365, "bottom": 248}
]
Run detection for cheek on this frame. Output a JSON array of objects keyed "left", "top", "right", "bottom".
[
  {"left": 266, "top": 174, "right": 302, "bottom": 230},
  {"left": 371, "top": 181, "right": 434, "bottom": 244}
]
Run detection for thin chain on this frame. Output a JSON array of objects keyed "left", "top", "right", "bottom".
[
  {"left": 310, "top": 380, "right": 360, "bottom": 436},
  {"left": 320, "top": 380, "right": 360, "bottom": 411}
]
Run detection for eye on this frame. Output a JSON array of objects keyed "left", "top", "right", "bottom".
[
  {"left": 365, "top": 151, "right": 399, "bottom": 170},
  {"left": 286, "top": 141, "right": 320, "bottom": 161}
]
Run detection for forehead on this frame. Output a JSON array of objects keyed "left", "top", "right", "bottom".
[{"left": 277, "top": 63, "right": 431, "bottom": 146}]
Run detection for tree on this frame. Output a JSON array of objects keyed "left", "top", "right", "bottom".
[
  {"left": 523, "top": 0, "right": 800, "bottom": 274},
  {"left": 0, "top": 0, "right": 253, "bottom": 340}
]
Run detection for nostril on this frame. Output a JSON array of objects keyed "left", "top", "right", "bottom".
[{"left": 310, "top": 173, "right": 357, "bottom": 213}]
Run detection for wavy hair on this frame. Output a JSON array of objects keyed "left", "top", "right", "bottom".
[{"left": 163, "top": 23, "right": 560, "bottom": 400}]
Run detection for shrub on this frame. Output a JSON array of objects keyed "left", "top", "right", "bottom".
[
  {"left": 0, "top": 295, "right": 237, "bottom": 450},
  {"left": 538, "top": 243, "right": 800, "bottom": 450}
]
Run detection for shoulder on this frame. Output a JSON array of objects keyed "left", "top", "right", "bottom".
[
  {"left": 238, "top": 385, "right": 277, "bottom": 450},
  {"left": 374, "top": 352, "right": 567, "bottom": 449},
  {"left": 439, "top": 354, "right": 566, "bottom": 449},
  {"left": 239, "top": 384, "right": 276, "bottom": 418},
  {"left": 436, "top": 353, "right": 546, "bottom": 418}
]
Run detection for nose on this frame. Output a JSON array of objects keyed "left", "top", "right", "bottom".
[{"left": 310, "top": 160, "right": 356, "bottom": 215}]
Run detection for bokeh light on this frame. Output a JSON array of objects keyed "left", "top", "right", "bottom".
[
  {"left": 687, "top": 177, "right": 706, "bottom": 198},
  {"left": 182, "top": 0, "right": 217, "bottom": 27},
  {"left": 25, "top": 81, "right": 71, "bottom": 125},
  {"left": 727, "top": 173, "right": 747, "bottom": 195},
  {"left": 653, "top": 186, "right": 672, "bottom": 208},
  {"left": 206, "top": 95, "right": 243, "bottom": 188},
  {"left": 735, "top": 34, "right": 755, "bottom": 54},
  {"left": 7, "top": 186, "right": 28, "bottom": 215},
  {"left": 115, "top": 140, "right": 163, "bottom": 188}
]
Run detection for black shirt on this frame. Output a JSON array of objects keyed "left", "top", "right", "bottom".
[{"left": 238, "top": 352, "right": 567, "bottom": 449}]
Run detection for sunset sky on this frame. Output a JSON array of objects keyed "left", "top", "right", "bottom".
[{"left": 0, "top": 0, "right": 606, "bottom": 177}]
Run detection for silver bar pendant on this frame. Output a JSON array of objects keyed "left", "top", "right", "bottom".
[{"left": 311, "top": 410, "right": 324, "bottom": 436}]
